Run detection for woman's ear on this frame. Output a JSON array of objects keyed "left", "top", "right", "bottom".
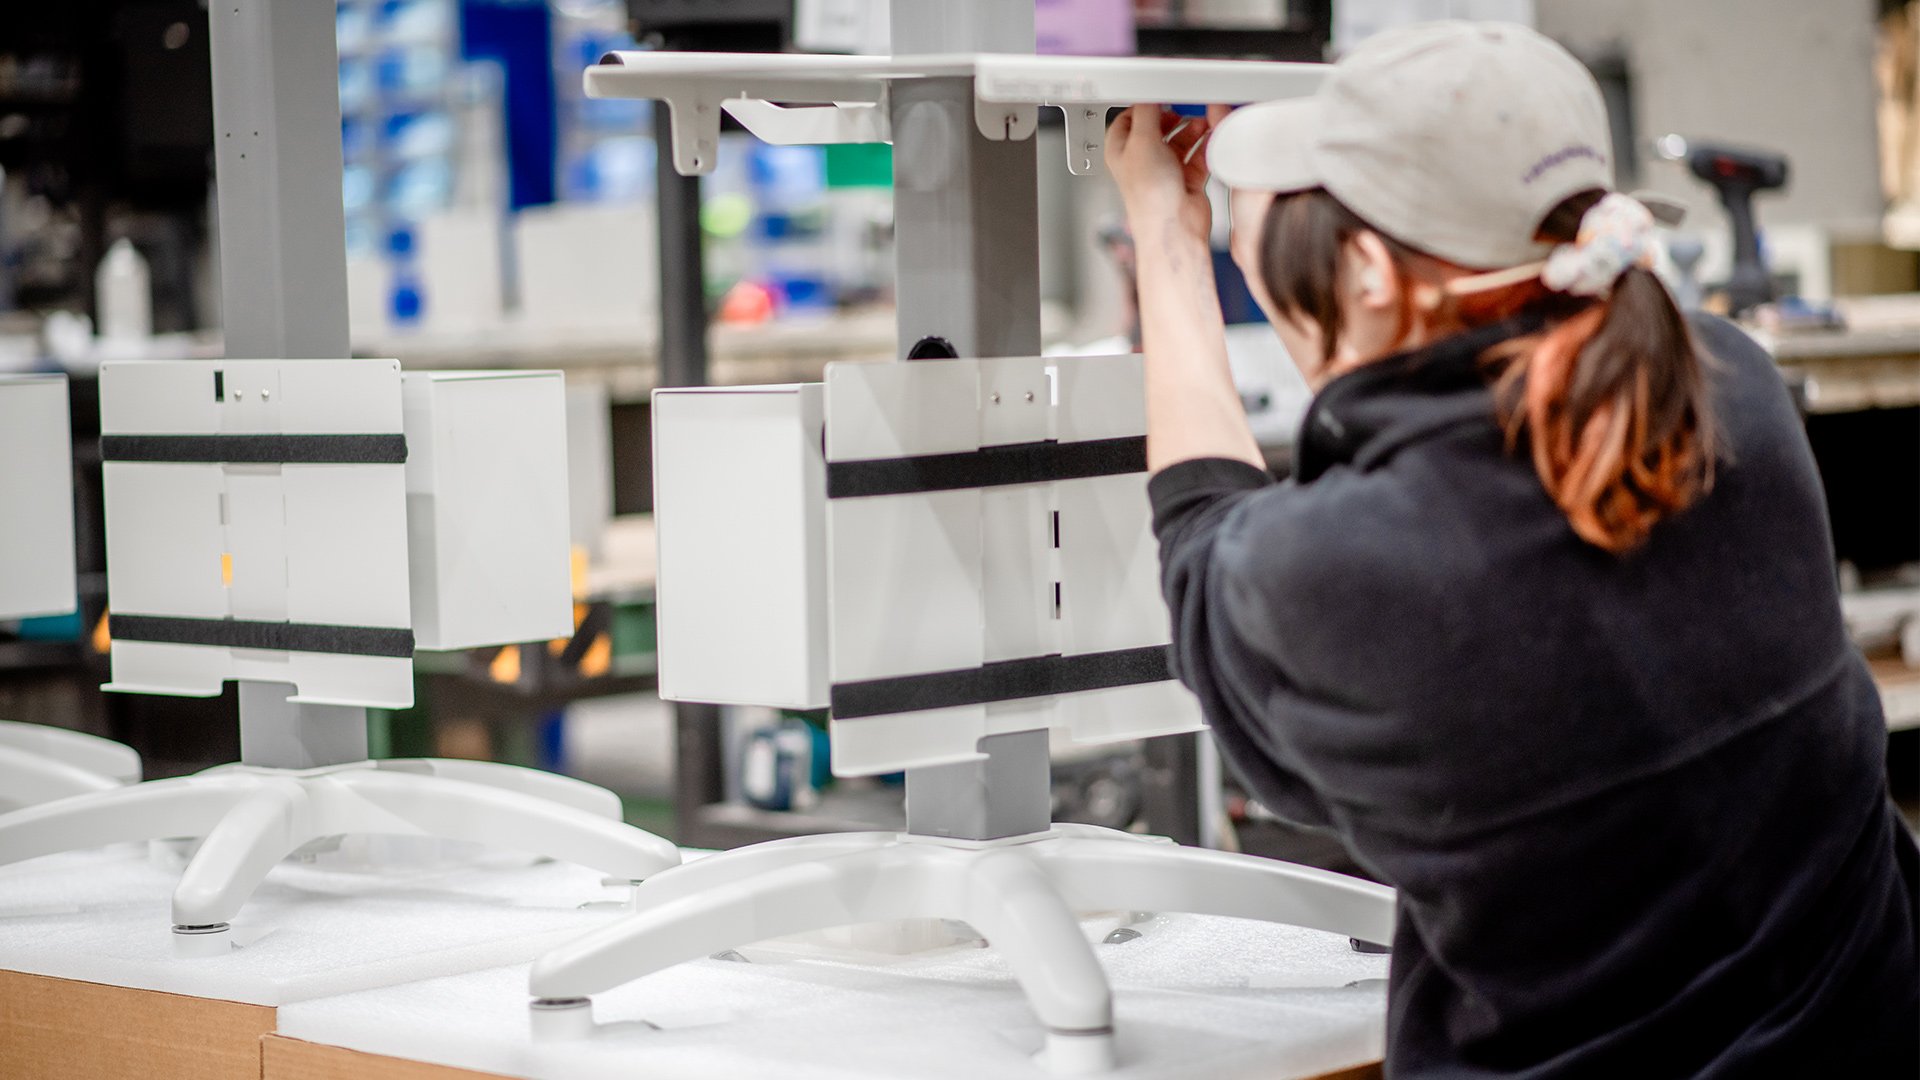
[{"left": 1346, "top": 231, "right": 1398, "bottom": 310}]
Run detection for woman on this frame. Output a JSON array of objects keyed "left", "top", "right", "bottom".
[{"left": 1107, "top": 21, "right": 1919, "bottom": 1077}]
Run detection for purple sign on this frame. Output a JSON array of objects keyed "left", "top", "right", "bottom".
[{"left": 1036, "top": 0, "right": 1137, "bottom": 55}]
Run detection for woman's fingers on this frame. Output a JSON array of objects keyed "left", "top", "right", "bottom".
[{"left": 1159, "top": 111, "right": 1213, "bottom": 189}]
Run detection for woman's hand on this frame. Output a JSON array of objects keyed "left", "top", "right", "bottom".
[
  {"left": 1113, "top": 105, "right": 1264, "bottom": 473},
  {"left": 1106, "top": 104, "right": 1218, "bottom": 246}
]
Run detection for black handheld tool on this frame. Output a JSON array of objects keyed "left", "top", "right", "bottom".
[{"left": 1656, "top": 135, "right": 1790, "bottom": 317}]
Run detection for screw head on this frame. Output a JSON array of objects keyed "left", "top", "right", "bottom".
[
  {"left": 1024, "top": 391, "right": 1035, "bottom": 402},
  {"left": 990, "top": 392, "right": 1001, "bottom": 404},
  {"left": 260, "top": 389, "right": 270, "bottom": 401}
]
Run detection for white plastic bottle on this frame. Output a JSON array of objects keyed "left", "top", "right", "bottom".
[{"left": 96, "top": 238, "right": 152, "bottom": 342}]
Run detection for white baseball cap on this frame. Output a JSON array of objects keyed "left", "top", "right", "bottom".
[{"left": 1208, "top": 20, "right": 1656, "bottom": 270}]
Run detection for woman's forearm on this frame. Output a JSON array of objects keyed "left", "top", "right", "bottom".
[{"left": 1134, "top": 225, "right": 1264, "bottom": 473}]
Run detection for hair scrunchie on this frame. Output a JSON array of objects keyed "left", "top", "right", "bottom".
[{"left": 1541, "top": 192, "right": 1658, "bottom": 297}]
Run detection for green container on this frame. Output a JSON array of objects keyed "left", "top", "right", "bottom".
[
  {"left": 825, "top": 143, "right": 892, "bottom": 188},
  {"left": 611, "top": 600, "right": 657, "bottom": 659}
]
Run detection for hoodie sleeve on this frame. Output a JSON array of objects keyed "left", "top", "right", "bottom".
[{"left": 1148, "top": 457, "right": 1338, "bottom": 830}]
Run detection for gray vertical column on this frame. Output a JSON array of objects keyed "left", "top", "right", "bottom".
[
  {"left": 208, "top": 0, "right": 351, "bottom": 359},
  {"left": 888, "top": 0, "right": 1040, "bottom": 361},
  {"left": 208, "top": 0, "right": 366, "bottom": 766},
  {"left": 891, "top": 0, "right": 1050, "bottom": 840}
]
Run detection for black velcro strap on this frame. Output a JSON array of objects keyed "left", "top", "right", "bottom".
[
  {"left": 101, "top": 434, "right": 407, "bottom": 465},
  {"left": 827, "top": 436, "right": 1146, "bottom": 499},
  {"left": 830, "top": 645, "right": 1171, "bottom": 719},
  {"left": 110, "top": 615, "right": 415, "bottom": 658}
]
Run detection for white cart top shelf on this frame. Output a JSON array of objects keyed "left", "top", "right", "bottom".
[{"left": 584, "top": 51, "right": 1328, "bottom": 175}]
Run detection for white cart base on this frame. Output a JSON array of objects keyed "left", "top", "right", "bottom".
[
  {"left": 0, "top": 757, "right": 679, "bottom": 954},
  {"left": 0, "top": 720, "right": 142, "bottom": 811},
  {"left": 530, "top": 824, "right": 1394, "bottom": 1074}
]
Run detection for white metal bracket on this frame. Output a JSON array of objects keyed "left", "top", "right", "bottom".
[
  {"left": 723, "top": 97, "right": 892, "bottom": 147},
  {"left": 1059, "top": 104, "right": 1122, "bottom": 175},
  {"left": 661, "top": 96, "right": 723, "bottom": 176}
]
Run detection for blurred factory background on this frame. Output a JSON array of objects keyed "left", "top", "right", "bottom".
[{"left": 0, "top": 0, "right": 1913, "bottom": 866}]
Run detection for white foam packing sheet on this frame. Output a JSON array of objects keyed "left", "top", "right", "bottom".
[
  {"left": 277, "top": 910, "right": 1388, "bottom": 1080},
  {"left": 0, "top": 844, "right": 634, "bottom": 1005}
]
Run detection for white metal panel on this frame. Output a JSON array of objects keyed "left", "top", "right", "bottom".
[
  {"left": 98, "top": 361, "right": 224, "bottom": 435},
  {"left": 103, "top": 641, "right": 229, "bottom": 697},
  {"left": 0, "top": 375, "right": 77, "bottom": 619},
  {"left": 831, "top": 708, "right": 987, "bottom": 774},
  {"left": 402, "top": 371, "right": 574, "bottom": 651},
  {"left": 1057, "top": 473, "right": 1170, "bottom": 655},
  {"left": 101, "top": 462, "right": 227, "bottom": 620},
  {"left": 213, "top": 362, "right": 281, "bottom": 436},
  {"left": 284, "top": 465, "right": 412, "bottom": 629},
  {"left": 817, "top": 352, "right": 1200, "bottom": 774},
  {"left": 653, "top": 385, "right": 829, "bottom": 709},
  {"left": 824, "top": 359, "right": 978, "bottom": 460},
  {"left": 980, "top": 486, "right": 1056, "bottom": 664},
  {"left": 827, "top": 489, "right": 983, "bottom": 683},
  {"left": 977, "top": 356, "right": 1050, "bottom": 446},
  {"left": 277, "top": 359, "right": 406, "bottom": 433},
  {"left": 280, "top": 652, "right": 414, "bottom": 708},
  {"left": 1062, "top": 681, "right": 1203, "bottom": 746},
  {"left": 224, "top": 467, "right": 290, "bottom": 621},
  {"left": 1052, "top": 353, "right": 1147, "bottom": 442}
]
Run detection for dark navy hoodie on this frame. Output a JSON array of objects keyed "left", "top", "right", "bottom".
[{"left": 1150, "top": 313, "right": 1919, "bottom": 1077}]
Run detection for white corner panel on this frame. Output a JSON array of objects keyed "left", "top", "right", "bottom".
[
  {"left": 652, "top": 385, "right": 829, "bottom": 709},
  {"left": 0, "top": 375, "right": 76, "bottom": 619},
  {"left": 402, "top": 371, "right": 574, "bottom": 651}
]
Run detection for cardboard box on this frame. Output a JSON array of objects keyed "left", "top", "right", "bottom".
[
  {"left": 2, "top": 969, "right": 1383, "bottom": 1080},
  {"left": 262, "top": 1034, "right": 506, "bottom": 1080},
  {"left": 0, "top": 970, "right": 273, "bottom": 1080}
]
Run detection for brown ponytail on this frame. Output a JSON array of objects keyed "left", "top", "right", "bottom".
[{"left": 1259, "top": 188, "right": 1716, "bottom": 553}]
